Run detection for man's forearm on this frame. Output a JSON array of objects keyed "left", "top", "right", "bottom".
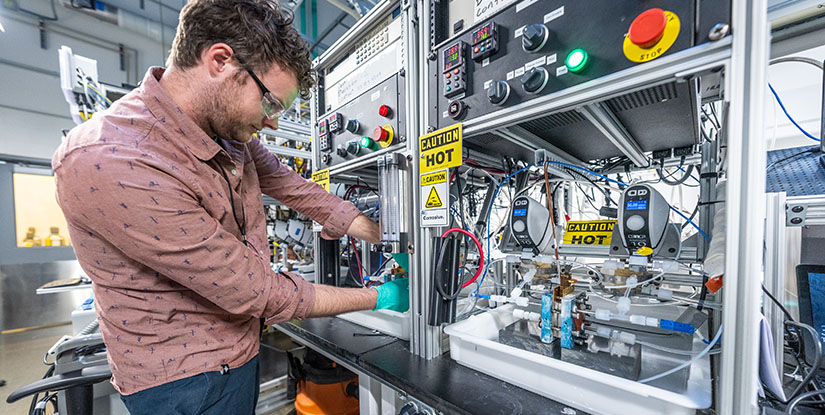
[
  {"left": 346, "top": 214, "right": 381, "bottom": 245},
  {"left": 308, "top": 284, "right": 378, "bottom": 317}
]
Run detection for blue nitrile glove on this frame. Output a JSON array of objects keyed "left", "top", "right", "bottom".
[{"left": 372, "top": 278, "right": 409, "bottom": 312}]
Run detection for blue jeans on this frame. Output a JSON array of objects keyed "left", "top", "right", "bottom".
[{"left": 121, "top": 355, "right": 260, "bottom": 415}]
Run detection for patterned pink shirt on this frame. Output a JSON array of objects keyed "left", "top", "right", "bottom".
[{"left": 52, "top": 67, "right": 360, "bottom": 395}]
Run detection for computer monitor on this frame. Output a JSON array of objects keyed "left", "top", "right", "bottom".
[{"left": 795, "top": 264, "right": 825, "bottom": 368}]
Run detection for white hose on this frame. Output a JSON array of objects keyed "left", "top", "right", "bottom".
[
  {"left": 637, "top": 340, "right": 721, "bottom": 356},
  {"left": 638, "top": 324, "right": 723, "bottom": 383}
]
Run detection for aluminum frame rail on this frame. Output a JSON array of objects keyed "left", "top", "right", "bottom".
[{"left": 413, "top": 3, "right": 770, "bottom": 414}]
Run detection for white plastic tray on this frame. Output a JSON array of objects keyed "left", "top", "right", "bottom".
[
  {"left": 337, "top": 309, "right": 411, "bottom": 340},
  {"left": 443, "top": 305, "right": 711, "bottom": 415}
]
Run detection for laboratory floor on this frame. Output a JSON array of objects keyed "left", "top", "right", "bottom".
[
  {"left": 1, "top": 325, "right": 297, "bottom": 415},
  {"left": 1, "top": 324, "right": 72, "bottom": 415}
]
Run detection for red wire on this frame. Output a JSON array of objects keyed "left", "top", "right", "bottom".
[
  {"left": 349, "top": 236, "right": 364, "bottom": 284},
  {"left": 440, "top": 227, "right": 484, "bottom": 288}
]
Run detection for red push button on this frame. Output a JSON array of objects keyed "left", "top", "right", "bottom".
[
  {"left": 378, "top": 105, "right": 391, "bottom": 118},
  {"left": 474, "top": 47, "right": 480, "bottom": 53},
  {"left": 445, "top": 72, "right": 451, "bottom": 78},
  {"left": 372, "top": 126, "right": 389, "bottom": 142},
  {"left": 629, "top": 8, "right": 667, "bottom": 48}
]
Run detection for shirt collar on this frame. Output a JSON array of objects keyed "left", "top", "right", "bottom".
[{"left": 140, "top": 67, "right": 222, "bottom": 161}]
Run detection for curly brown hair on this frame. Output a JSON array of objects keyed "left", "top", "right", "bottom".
[{"left": 167, "top": 0, "right": 315, "bottom": 99}]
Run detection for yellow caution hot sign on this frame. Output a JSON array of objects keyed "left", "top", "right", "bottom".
[
  {"left": 419, "top": 124, "right": 462, "bottom": 174},
  {"left": 311, "top": 169, "right": 330, "bottom": 192},
  {"left": 563, "top": 220, "right": 617, "bottom": 245}
]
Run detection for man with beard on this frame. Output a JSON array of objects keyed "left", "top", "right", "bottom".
[{"left": 51, "top": 0, "right": 408, "bottom": 413}]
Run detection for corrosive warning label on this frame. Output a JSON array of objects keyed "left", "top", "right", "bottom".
[
  {"left": 426, "top": 187, "right": 443, "bottom": 208},
  {"left": 420, "top": 169, "right": 449, "bottom": 227},
  {"left": 562, "top": 220, "right": 617, "bottom": 245},
  {"left": 419, "top": 124, "right": 462, "bottom": 174}
]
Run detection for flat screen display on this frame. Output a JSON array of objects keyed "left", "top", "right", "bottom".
[
  {"left": 513, "top": 208, "right": 527, "bottom": 217},
  {"left": 809, "top": 272, "right": 825, "bottom": 350},
  {"left": 626, "top": 200, "right": 647, "bottom": 211}
]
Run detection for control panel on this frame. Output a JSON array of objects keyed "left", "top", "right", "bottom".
[
  {"left": 314, "top": 6, "right": 407, "bottom": 169},
  {"left": 428, "top": 1, "right": 730, "bottom": 131},
  {"left": 315, "top": 74, "right": 406, "bottom": 168}
]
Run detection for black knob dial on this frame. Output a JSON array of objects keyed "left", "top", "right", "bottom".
[
  {"left": 346, "top": 119, "right": 360, "bottom": 134},
  {"left": 322, "top": 153, "right": 332, "bottom": 164},
  {"left": 487, "top": 80, "right": 510, "bottom": 105},
  {"left": 522, "top": 24, "right": 549, "bottom": 52},
  {"left": 346, "top": 140, "right": 361, "bottom": 155},
  {"left": 336, "top": 145, "right": 348, "bottom": 158},
  {"left": 521, "top": 67, "right": 549, "bottom": 94}
]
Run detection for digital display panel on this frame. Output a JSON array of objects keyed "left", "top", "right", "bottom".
[
  {"left": 472, "top": 22, "right": 495, "bottom": 44},
  {"left": 808, "top": 272, "right": 825, "bottom": 353},
  {"left": 626, "top": 200, "right": 647, "bottom": 211},
  {"left": 443, "top": 42, "right": 463, "bottom": 71},
  {"left": 513, "top": 208, "right": 527, "bottom": 217}
]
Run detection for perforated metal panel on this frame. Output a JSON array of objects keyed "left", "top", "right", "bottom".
[{"left": 766, "top": 145, "right": 825, "bottom": 196}]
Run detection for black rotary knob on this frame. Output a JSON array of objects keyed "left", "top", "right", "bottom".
[
  {"left": 522, "top": 24, "right": 549, "bottom": 52},
  {"left": 346, "top": 119, "right": 360, "bottom": 134},
  {"left": 521, "top": 67, "right": 549, "bottom": 94},
  {"left": 487, "top": 80, "right": 510, "bottom": 105},
  {"left": 346, "top": 140, "right": 361, "bottom": 155}
]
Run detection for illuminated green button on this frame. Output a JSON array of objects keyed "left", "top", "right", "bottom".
[
  {"left": 565, "top": 48, "right": 589, "bottom": 73},
  {"left": 360, "top": 136, "right": 378, "bottom": 150}
]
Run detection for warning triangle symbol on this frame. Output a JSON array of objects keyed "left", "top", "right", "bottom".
[{"left": 425, "top": 187, "right": 443, "bottom": 208}]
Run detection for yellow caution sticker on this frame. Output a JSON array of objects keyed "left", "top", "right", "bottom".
[
  {"left": 419, "top": 124, "right": 462, "bottom": 174},
  {"left": 420, "top": 168, "right": 449, "bottom": 227},
  {"left": 311, "top": 168, "right": 330, "bottom": 192},
  {"left": 420, "top": 170, "right": 448, "bottom": 186},
  {"left": 562, "top": 220, "right": 617, "bottom": 245},
  {"left": 636, "top": 246, "right": 654, "bottom": 256},
  {"left": 623, "top": 11, "right": 681, "bottom": 63},
  {"left": 425, "top": 187, "right": 444, "bottom": 208}
]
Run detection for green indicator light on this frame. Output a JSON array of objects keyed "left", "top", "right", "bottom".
[
  {"left": 565, "top": 48, "right": 589, "bottom": 73},
  {"left": 360, "top": 136, "right": 375, "bottom": 149}
]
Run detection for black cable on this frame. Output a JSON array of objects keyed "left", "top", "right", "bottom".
[
  {"left": 786, "top": 389, "right": 825, "bottom": 413},
  {"left": 563, "top": 167, "right": 619, "bottom": 205},
  {"left": 777, "top": 321, "right": 822, "bottom": 404},
  {"left": 696, "top": 274, "right": 709, "bottom": 311},
  {"left": 28, "top": 365, "right": 55, "bottom": 415},
  {"left": 657, "top": 164, "right": 695, "bottom": 186},
  {"left": 433, "top": 236, "right": 464, "bottom": 300},
  {"left": 709, "top": 103, "right": 723, "bottom": 132},
  {"left": 355, "top": 177, "right": 379, "bottom": 197},
  {"left": 454, "top": 176, "right": 470, "bottom": 271},
  {"left": 575, "top": 183, "right": 600, "bottom": 212},
  {"left": 767, "top": 148, "right": 819, "bottom": 170},
  {"left": 763, "top": 284, "right": 795, "bottom": 322}
]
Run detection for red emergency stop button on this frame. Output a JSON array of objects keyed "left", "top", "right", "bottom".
[
  {"left": 629, "top": 8, "right": 667, "bottom": 48},
  {"left": 378, "top": 105, "right": 392, "bottom": 118},
  {"left": 372, "top": 126, "right": 389, "bottom": 142}
]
